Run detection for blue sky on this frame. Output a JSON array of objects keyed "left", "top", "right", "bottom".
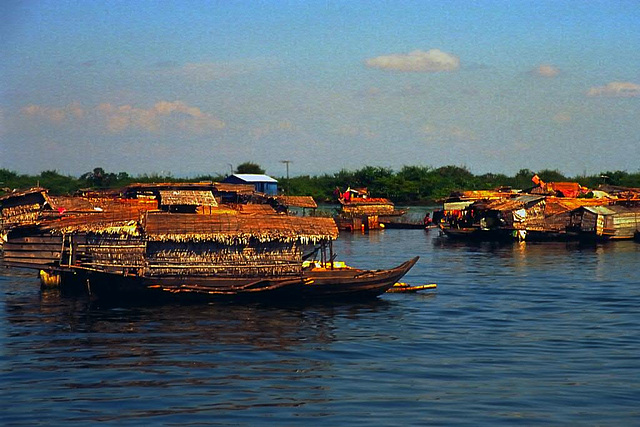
[{"left": 1, "top": 1, "right": 639, "bottom": 178}]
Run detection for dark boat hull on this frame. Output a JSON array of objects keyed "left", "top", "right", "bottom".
[
  {"left": 58, "top": 257, "right": 420, "bottom": 303},
  {"left": 440, "top": 226, "right": 514, "bottom": 241}
]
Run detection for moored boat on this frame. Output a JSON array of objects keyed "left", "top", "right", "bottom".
[{"left": 2, "top": 184, "right": 419, "bottom": 303}]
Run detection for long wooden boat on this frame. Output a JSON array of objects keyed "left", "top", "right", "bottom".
[
  {"left": 57, "top": 256, "right": 419, "bottom": 302},
  {"left": 1, "top": 184, "right": 420, "bottom": 303},
  {"left": 439, "top": 225, "right": 514, "bottom": 241}
]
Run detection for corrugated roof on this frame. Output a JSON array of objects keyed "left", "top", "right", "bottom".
[
  {"left": 583, "top": 206, "right": 616, "bottom": 215},
  {"left": 444, "top": 201, "right": 475, "bottom": 211},
  {"left": 230, "top": 174, "right": 278, "bottom": 183},
  {"left": 485, "top": 195, "right": 541, "bottom": 211}
]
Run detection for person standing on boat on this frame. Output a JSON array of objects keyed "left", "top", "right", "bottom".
[{"left": 423, "top": 212, "right": 432, "bottom": 227}]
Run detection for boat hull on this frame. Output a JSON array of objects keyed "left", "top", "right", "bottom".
[{"left": 55, "top": 257, "right": 420, "bottom": 303}]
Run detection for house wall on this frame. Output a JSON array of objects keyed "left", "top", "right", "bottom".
[
  {"left": 255, "top": 182, "right": 278, "bottom": 195},
  {"left": 611, "top": 213, "right": 640, "bottom": 239},
  {"left": 222, "top": 176, "right": 278, "bottom": 195},
  {"left": 145, "top": 241, "right": 302, "bottom": 277}
]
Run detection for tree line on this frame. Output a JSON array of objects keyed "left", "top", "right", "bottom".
[{"left": 1, "top": 165, "right": 639, "bottom": 204}]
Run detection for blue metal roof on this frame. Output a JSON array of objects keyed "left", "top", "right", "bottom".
[{"left": 229, "top": 174, "right": 278, "bottom": 183}]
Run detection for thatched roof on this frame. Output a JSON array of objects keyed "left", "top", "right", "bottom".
[
  {"left": 0, "top": 187, "right": 47, "bottom": 202},
  {"left": 46, "top": 195, "right": 97, "bottom": 212},
  {"left": 545, "top": 197, "right": 611, "bottom": 216},
  {"left": 235, "top": 204, "right": 276, "bottom": 215},
  {"left": 212, "top": 183, "right": 256, "bottom": 194},
  {"left": 143, "top": 212, "right": 338, "bottom": 243},
  {"left": 485, "top": 196, "right": 611, "bottom": 215},
  {"left": 38, "top": 209, "right": 144, "bottom": 236},
  {"left": 275, "top": 195, "right": 317, "bottom": 209},
  {"left": 341, "top": 197, "right": 393, "bottom": 206},
  {"left": 486, "top": 195, "right": 545, "bottom": 212},
  {"left": 124, "top": 182, "right": 215, "bottom": 192},
  {"left": 158, "top": 190, "right": 218, "bottom": 207},
  {"left": 0, "top": 188, "right": 48, "bottom": 209}
]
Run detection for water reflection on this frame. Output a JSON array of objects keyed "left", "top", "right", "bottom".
[
  {"left": 2, "top": 277, "right": 401, "bottom": 424},
  {"left": 2, "top": 235, "right": 639, "bottom": 425}
]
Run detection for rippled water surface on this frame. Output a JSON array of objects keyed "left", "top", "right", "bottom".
[{"left": 2, "top": 230, "right": 639, "bottom": 425}]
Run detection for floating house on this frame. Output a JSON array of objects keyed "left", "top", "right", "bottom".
[
  {"left": 0, "top": 188, "right": 48, "bottom": 234},
  {"left": 2, "top": 183, "right": 418, "bottom": 300},
  {"left": 336, "top": 188, "right": 398, "bottom": 231},
  {"left": 570, "top": 205, "right": 640, "bottom": 240},
  {"left": 222, "top": 174, "right": 278, "bottom": 195}
]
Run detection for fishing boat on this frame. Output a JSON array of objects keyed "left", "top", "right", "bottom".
[
  {"left": 38, "top": 256, "right": 419, "bottom": 302},
  {"left": 387, "top": 282, "right": 437, "bottom": 293}
]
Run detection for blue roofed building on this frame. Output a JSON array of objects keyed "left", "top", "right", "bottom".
[{"left": 222, "top": 174, "right": 278, "bottom": 195}]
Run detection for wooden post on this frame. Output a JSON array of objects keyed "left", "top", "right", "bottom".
[{"left": 329, "top": 240, "right": 334, "bottom": 269}]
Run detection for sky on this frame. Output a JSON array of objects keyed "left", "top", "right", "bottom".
[{"left": 1, "top": 1, "right": 639, "bottom": 179}]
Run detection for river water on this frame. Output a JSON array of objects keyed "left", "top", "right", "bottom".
[{"left": 1, "top": 229, "right": 639, "bottom": 425}]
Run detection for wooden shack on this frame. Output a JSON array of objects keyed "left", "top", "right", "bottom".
[
  {"left": 3, "top": 206, "right": 339, "bottom": 282},
  {"left": 158, "top": 190, "right": 218, "bottom": 213},
  {"left": 274, "top": 195, "right": 318, "bottom": 216},
  {"left": 0, "top": 188, "right": 49, "bottom": 233},
  {"left": 337, "top": 197, "right": 396, "bottom": 231},
  {"left": 143, "top": 212, "right": 337, "bottom": 278},
  {"left": 571, "top": 205, "right": 640, "bottom": 240}
]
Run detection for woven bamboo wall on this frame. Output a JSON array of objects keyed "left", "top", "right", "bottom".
[
  {"left": 145, "top": 241, "right": 302, "bottom": 277},
  {"left": 75, "top": 235, "right": 146, "bottom": 271},
  {"left": 1, "top": 203, "right": 42, "bottom": 227},
  {"left": 342, "top": 204, "right": 395, "bottom": 216}
]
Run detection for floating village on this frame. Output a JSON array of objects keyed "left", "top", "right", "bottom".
[{"left": 1, "top": 173, "right": 639, "bottom": 303}]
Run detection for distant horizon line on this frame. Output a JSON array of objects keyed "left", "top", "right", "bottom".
[{"left": 2, "top": 165, "right": 639, "bottom": 180}]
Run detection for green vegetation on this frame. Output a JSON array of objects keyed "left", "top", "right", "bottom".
[
  {"left": 1, "top": 166, "right": 639, "bottom": 204},
  {"left": 0, "top": 167, "right": 225, "bottom": 196},
  {"left": 235, "top": 162, "right": 266, "bottom": 174}
]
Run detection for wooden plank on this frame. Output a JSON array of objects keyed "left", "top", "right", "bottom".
[
  {"left": 3, "top": 257, "right": 58, "bottom": 266},
  {"left": 6, "top": 236, "right": 63, "bottom": 244},
  {"left": 3, "top": 243, "right": 62, "bottom": 251},
  {"left": 3, "top": 250, "right": 62, "bottom": 259}
]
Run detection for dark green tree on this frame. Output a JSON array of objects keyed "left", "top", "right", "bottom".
[{"left": 235, "top": 162, "right": 265, "bottom": 174}]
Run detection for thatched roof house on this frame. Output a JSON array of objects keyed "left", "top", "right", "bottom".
[
  {"left": 275, "top": 195, "right": 318, "bottom": 209},
  {"left": 143, "top": 212, "right": 337, "bottom": 244}
]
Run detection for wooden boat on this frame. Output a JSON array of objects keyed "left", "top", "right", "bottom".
[
  {"left": 387, "top": 282, "right": 437, "bottom": 293},
  {"left": 37, "top": 256, "right": 419, "bottom": 302},
  {"left": 440, "top": 225, "right": 513, "bottom": 241},
  {"left": 1, "top": 185, "right": 420, "bottom": 303}
]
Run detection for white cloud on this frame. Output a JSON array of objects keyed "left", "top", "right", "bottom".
[
  {"left": 97, "top": 101, "right": 226, "bottom": 133},
  {"left": 419, "top": 123, "right": 476, "bottom": 141},
  {"left": 21, "top": 105, "right": 69, "bottom": 123},
  {"left": 553, "top": 112, "right": 572, "bottom": 123},
  {"left": 365, "top": 49, "right": 460, "bottom": 72},
  {"left": 250, "top": 121, "right": 295, "bottom": 140},
  {"left": 587, "top": 81, "right": 640, "bottom": 98},
  {"left": 534, "top": 64, "right": 560, "bottom": 78},
  {"left": 21, "top": 101, "right": 225, "bottom": 134},
  {"left": 335, "top": 124, "right": 378, "bottom": 139}
]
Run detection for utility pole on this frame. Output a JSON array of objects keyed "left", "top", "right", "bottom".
[
  {"left": 280, "top": 160, "right": 292, "bottom": 194},
  {"left": 227, "top": 163, "right": 233, "bottom": 176}
]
